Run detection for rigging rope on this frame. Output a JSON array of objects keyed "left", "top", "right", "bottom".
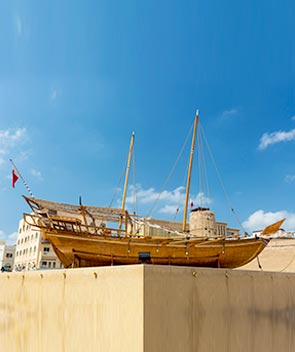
[
  {"left": 279, "top": 244, "right": 295, "bottom": 272},
  {"left": 146, "top": 121, "right": 194, "bottom": 218},
  {"left": 132, "top": 148, "right": 138, "bottom": 215},
  {"left": 257, "top": 255, "right": 263, "bottom": 271},
  {"left": 197, "top": 126, "right": 203, "bottom": 207},
  {"left": 108, "top": 156, "right": 127, "bottom": 208},
  {"left": 199, "top": 124, "right": 247, "bottom": 235},
  {"left": 195, "top": 124, "right": 211, "bottom": 208},
  {"left": 258, "top": 239, "right": 295, "bottom": 272}
]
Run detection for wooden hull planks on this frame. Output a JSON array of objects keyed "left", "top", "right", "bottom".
[{"left": 43, "top": 230, "right": 268, "bottom": 269}]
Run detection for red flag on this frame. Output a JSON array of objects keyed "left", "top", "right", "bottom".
[
  {"left": 12, "top": 169, "right": 19, "bottom": 188},
  {"left": 190, "top": 201, "right": 194, "bottom": 208}
]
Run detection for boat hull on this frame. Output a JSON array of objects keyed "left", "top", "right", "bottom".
[{"left": 44, "top": 231, "right": 268, "bottom": 269}]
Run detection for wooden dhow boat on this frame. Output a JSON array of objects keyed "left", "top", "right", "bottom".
[{"left": 23, "top": 113, "right": 283, "bottom": 269}]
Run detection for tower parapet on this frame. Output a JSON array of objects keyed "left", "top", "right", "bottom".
[{"left": 189, "top": 207, "right": 218, "bottom": 237}]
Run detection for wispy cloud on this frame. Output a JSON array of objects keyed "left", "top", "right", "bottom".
[
  {"left": 31, "top": 168, "right": 43, "bottom": 180},
  {"left": 291, "top": 115, "right": 295, "bottom": 121},
  {"left": 258, "top": 128, "right": 295, "bottom": 150},
  {"left": 126, "top": 185, "right": 186, "bottom": 205},
  {"left": 285, "top": 174, "right": 295, "bottom": 183},
  {"left": 7, "top": 232, "right": 18, "bottom": 245},
  {"left": 124, "top": 184, "right": 211, "bottom": 216},
  {"left": 242, "top": 209, "right": 295, "bottom": 232},
  {"left": 0, "top": 128, "right": 27, "bottom": 155},
  {"left": 0, "top": 230, "right": 18, "bottom": 245},
  {"left": 220, "top": 108, "right": 239, "bottom": 121},
  {"left": 50, "top": 87, "right": 62, "bottom": 102},
  {"left": 222, "top": 108, "right": 238, "bottom": 116},
  {"left": 158, "top": 204, "right": 180, "bottom": 214}
]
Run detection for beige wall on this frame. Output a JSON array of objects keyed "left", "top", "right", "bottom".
[
  {"left": 144, "top": 266, "right": 295, "bottom": 352},
  {"left": 1, "top": 265, "right": 295, "bottom": 351},
  {"left": 0, "top": 266, "right": 143, "bottom": 352}
]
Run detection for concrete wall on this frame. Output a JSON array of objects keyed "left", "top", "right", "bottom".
[
  {"left": 144, "top": 266, "right": 295, "bottom": 352},
  {"left": 1, "top": 265, "right": 295, "bottom": 352}
]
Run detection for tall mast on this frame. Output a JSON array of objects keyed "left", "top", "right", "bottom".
[
  {"left": 118, "top": 132, "right": 135, "bottom": 232},
  {"left": 121, "top": 132, "right": 135, "bottom": 212},
  {"left": 182, "top": 111, "right": 199, "bottom": 232}
]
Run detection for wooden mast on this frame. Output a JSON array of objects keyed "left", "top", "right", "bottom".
[
  {"left": 119, "top": 132, "right": 135, "bottom": 230},
  {"left": 182, "top": 111, "right": 199, "bottom": 232}
]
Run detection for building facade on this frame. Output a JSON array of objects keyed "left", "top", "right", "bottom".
[
  {"left": 0, "top": 241, "right": 16, "bottom": 271},
  {"left": 14, "top": 218, "right": 63, "bottom": 271}
]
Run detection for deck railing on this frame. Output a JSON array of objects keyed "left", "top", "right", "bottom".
[{"left": 23, "top": 213, "right": 127, "bottom": 238}]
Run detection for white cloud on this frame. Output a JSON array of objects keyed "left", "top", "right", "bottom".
[
  {"left": 7, "top": 232, "right": 18, "bottom": 245},
  {"left": 242, "top": 210, "right": 295, "bottom": 232},
  {"left": 124, "top": 184, "right": 211, "bottom": 216},
  {"left": 221, "top": 108, "right": 239, "bottom": 120},
  {"left": 0, "top": 128, "right": 28, "bottom": 168},
  {"left": 0, "top": 230, "right": 18, "bottom": 245},
  {"left": 158, "top": 205, "right": 180, "bottom": 215},
  {"left": 0, "top": 128, "right": 27, "bottom": 154},
  {"left": 0, "top": 230, "right": 5, "bottom": 239},
  {"left": 291, "top": 116, "right": 295, "bottom": 121},
  {"left": 258, "top": 128, "right": 295, "bottom": 150},
  {"left": 31, "top": 168, "right": 42, "bottom": 180},
  {"left": 285, "top": 175, "right": 295, "bottom": 183},
  {"left": 222, "top": 108, "right": 238, "bottom": 116},
  {"left": 126, "top": 185, "right": 186, "bottom": 205}
]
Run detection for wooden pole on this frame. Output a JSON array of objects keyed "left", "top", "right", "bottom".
[
  {"left": 182, "top": 111, "right": 199, "bottom": 232},
  {"left": 119, "top": 132, "right": 135, "bottom": 230},
  {"left": 121, "top": 132, "right": 135, "bottom": 211}
]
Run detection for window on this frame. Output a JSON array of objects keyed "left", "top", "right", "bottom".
[
  {"left": 43, "top": 247, "right": 50, "bottom": 253},
  {"left": 6, "top": 253, "right": 13, "bottom": 258},
  {"left": 34, "top": 246, "right": 36, "bottom": 252},
  {"left": 48, "top": 262, "right": 52, "bottom": 268},
  {"left": 21, "top": 239, "right": 23, "bottom": 244},
  {"left": 31, "top": 235, "right": 34, "bottom": 240},
  {"left": 35, "top": 233, "right": 38, "bottom": 239},
  {"left": 53, "top": 262, "right": 56, "bottom": 268},
  {"left": 41, "top": 261, "right": 47, "bottom": 267}
]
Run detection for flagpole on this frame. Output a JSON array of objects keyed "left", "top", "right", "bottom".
[{"left": 9, "top": 159, "right": 34, "bottom": 198}]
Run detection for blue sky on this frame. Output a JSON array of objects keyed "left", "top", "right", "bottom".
[{"left": 1, "top": 1, "right": 295, "bottom": 244}]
